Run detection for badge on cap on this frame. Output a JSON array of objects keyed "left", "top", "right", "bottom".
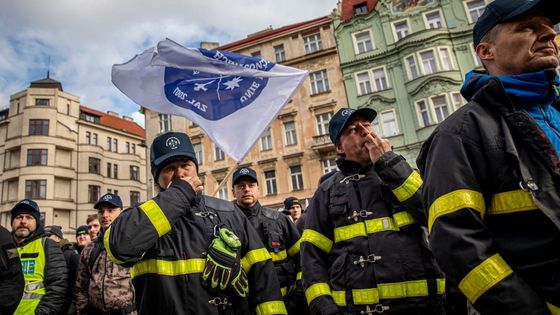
[
  {"left": 341, "top": 109, "right": 354, "bottom": 116},
  {"left": 239, "top": 168, "right": 250, "bottom": 175},
  {"left": 166, "top": 137, "right": 181, "bottom": 150},
  {"left": 103, "top": 195, "right": 112, "bottom": 201}
]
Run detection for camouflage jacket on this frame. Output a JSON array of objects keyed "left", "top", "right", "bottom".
[{"left": 75, "top": 237, "right": 135, "bottom": 313}]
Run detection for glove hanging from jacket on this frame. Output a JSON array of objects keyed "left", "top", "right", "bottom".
[{"left": 202, "top": 226, "right": 249, "bottom": 297}]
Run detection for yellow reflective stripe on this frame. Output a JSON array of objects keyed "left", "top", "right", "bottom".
[
  {"left": 280, "top": 287, "right": 287, "bottom": 297},
  {"left": 353, "top": 288, "right": 380, "bottom": 304},
  {"left": 139, "top": 200, "right": 172, "bottom": 237},
  {"left": 301, "top": 229, "right": 333, "bottom": 254},
  {"left": 547, "top": 302, "right": 560, "bottom": 315},
  {"left": 270, "top": 250, "right": 287, "bottom": 262},
  {"left": 437, "top": 278, "right": 446, "bottom": 295},
  {"left": 334, "top": 217, "right": 399, "bottom": 243},
  {"left": 103, "top": 227, "right": 124, "bottom": 265},
  {"left": 241, "top": 248, "right": 271, "bottom": 273},
  {"left": 392, "top": 171, "right": 423, "bottom": 202},
  {"left": 428, "top": 189, "right": 485, "bottom": 232},
  {"left": 393, "top": 211, "right": 416, "bottom": 228},
  {"left": 365, "top": 217, "right": 398, "bottom": 233},
  {"left": 296, "top": 271, "right": 302, "bottom": 281},
  {"left": 488, "top": 190, "right": 538, "bottom": 215},
  {"left": 287, "top": 238, "right": 301, "bottom": 257},
  {"left": 459, "top": 254, "right": 512, "bottom": 303},
  {"left": 332, "top": 290, "right": 346, "bottom": 306},
  {"left": 379, "top": 280, "right": 428, "bottom": 298},
  {"left": 255, "top": 300, "right": 287, "bottom": 315},
  {"left": 130, "top": 258, "right": 205, "bottom": 279},
  {"left": 305, "top": 282, "right": 331, "bottom": 305}
]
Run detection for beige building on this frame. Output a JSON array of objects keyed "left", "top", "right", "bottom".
[
  {"left": 0, "top": 75, "right": 147, "bottom": 234},
  {"left": 144, "top": 15, "right": 348, "bottom": 209}
]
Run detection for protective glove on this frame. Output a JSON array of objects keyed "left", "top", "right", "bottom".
[
  {"left": 202, "top": 227, "right": 244, "bottom": 291},
  {"left": 229, "top": 262, "right": 249, "bottom": 298}
]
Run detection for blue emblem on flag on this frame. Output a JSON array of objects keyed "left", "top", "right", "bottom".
[{"left": 163, "top": 49, "right": 274, "bottom": 121}]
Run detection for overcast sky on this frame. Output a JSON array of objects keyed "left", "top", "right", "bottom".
[{"left": 0, "top": 0, "right": 338, "bottom": 127}]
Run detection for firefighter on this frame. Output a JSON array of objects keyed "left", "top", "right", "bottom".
[
  {"left": 301, "top": 108, "right": 445, "bottom": 314},
  {"left": 104, "top": 132, "right": 285, "bottom": 314},
  {"left": 231, "top": 167, "right": 308, "bottom": 315},
  {"left": 417, "top": 0, "right": 560, "bottom": 313}
]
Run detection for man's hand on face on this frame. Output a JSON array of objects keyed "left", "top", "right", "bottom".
[
  {"left": 358, "top": 122, "right": 392, "bottom": 163},
  {"left": 168, "top": 175, "right": 204, "bottom": 193}
]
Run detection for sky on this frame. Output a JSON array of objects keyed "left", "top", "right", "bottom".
[{"left": 0, "top": 0, "right": 339, "bottom": 127}]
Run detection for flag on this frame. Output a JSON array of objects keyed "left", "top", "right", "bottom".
[{"left": 112, "top": 38, "right": 307, "bottom": 162}]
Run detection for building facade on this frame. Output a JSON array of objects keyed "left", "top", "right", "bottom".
[
  {"left": 334, "top": 0, "right": 489, "bottom": 163},
  {"left": 0, "top": 76, "right": 147, "bottom": 234},
  {"left": 144, "top": 15, "right": 349, "bottom": 209}
]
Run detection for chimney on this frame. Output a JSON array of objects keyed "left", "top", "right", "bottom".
[
  {"left": 123, "top": 115, "right": 134, "bottom": 121},
  {"left": 107, "top": 111, "right": 120, "bottom": 117}
]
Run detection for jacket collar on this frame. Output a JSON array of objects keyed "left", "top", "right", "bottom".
[{"left": 336, "top": 158, "right": 374, "bottom": 175}]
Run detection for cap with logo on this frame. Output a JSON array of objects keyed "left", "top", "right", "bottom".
[
  {"left": 76, "top": 225, "right": 89, "bottom": 237},
  {"left": 45, "top": 225, "right": 64, "bottom": 239},
  {"left": 283, "top": 197, "right": 301, "bottom": 209},
  {"left": 473, "top": 0, "right": 559, "bottom": 46},
  {"left": 94, "top": 193, "right": 123, "bottom": 210},
  {"left": 232, "top": 167, "right": 258, "bottom": 186},
  {"left": 11, "top": 199, "right": 41, "bottom": 224},
  {"left": 151, "top": 132, "right": 198, "bottom": 180},
  {"left": 329, "top": 107, "right": 377, "bottom": 145}
]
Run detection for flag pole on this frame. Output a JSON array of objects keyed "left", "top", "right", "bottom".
[{"left": 211, "top": 161, "right": 240, "bottom": 197}]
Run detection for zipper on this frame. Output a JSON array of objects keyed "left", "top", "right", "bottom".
[{"left": 538, "top": 105, "right": 560, "bottom": 139}]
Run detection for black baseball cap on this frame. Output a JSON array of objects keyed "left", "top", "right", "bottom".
[
  {"left": 232, "top": 167, "right": 258, "bottom": 186},
  {"left": 329, "top": 107, "right": 377, "bottom": 145},
  {"left": 283, "top": 197, "right": 301, "bottom": 209},
  {"left": 45, "top": 225, "right": 63, "bottom": 239},
  {"left": 94, "top": 193, "right": 123, "bottom": 210},
  {"left": 151, "top": 132, "right": 198, "bottom": 180},
  {"left": 473, "top": 0, "right": 559, "bottom": 46},
  {"left": 76, "top": 225, "right": 89, "bottom": 236},
  {"left": 11, "top": 199, "right": 41, "bottom": 224}
]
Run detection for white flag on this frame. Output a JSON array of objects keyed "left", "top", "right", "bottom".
[{"left": 112, "top": 38, "right": 307, "bottom": 162}]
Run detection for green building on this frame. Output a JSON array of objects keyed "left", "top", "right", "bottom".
[{"left": 333, "top": 0, "right": 489, "bottom": 163}]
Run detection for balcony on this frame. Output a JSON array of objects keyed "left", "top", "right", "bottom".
[{"left": 311, "top": 134, "right": 334, "bottom": 152}]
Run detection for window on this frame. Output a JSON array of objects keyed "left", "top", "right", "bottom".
[
  {"left": 419, "top": 50, "right": 437, "bottom": 75},
  {"left": 310, "top": 70, "right": 330, "bottom": 95},
  {"left": 113, "top": 139, "right": 118, "bottom": 152},
  {"left": 452, "top": 92, "right": 466, "bottom": 109},
  {"left": 356, "top": 71, "right": 372, "bottom": 95},
  {"left": 193, "top": 143, "right": 203, "bottom": 165},
  {"left": 107, "top": 137, "right": 112, "bottom": 151},
  {"left": 416, "top": 100, "right": 433, "bottom": 127},
  {"left": 304, "top": 33, "right": 322, "bottom": 54},
  {"left": 25, "top": 180, "right": 46, "bottom": 199},
  {"left": 88, "top": 185, "right": 101, "bottom": 203},
  {"left": 35, "top": 98, "right": 49, "bottom": 106},
  {"left": 130, "top": 165, "right": 140, "bottom": 181},
  {"left": 107, "top": 163, "right": 112, "bottom": 178},
  {"left": 405, "top": 55, "right": 419, "bottom": 80},
  {"left": 264, "top": 171, "right": 277, "bottom": 195},
  {"left": 113, "top": 164, "right": 118, "bottom": 179},
  {"left": 465, "top": 0, "right": 487, "bottom": 23},
  {"left": 372, "top": 67, "right": 389, "bottom": 91},
  {"left": 217, "top": 186, "right": 229, "bottom": 201},
  {"left": 392, "top": 20, "right": 410, "bottom": 41},
  {"left": 316, "top": 112, "right": 332, "bottom": 136},
  {"left": 284, "top": 121, "right": 298, "bottom": 145},
  {"left": 251, "top": 51, "right": 261, "bottom": 58},
  {"left": 431, "top": 95, "right": 451, "bottom": 123},
  {"left": 260, "top": 127, "right": 273, "bottom": 151},
  {"left": 126, "top": 142, "right": 130, "bottom": 153},
  {"left": 215, "top": 145, "right": 225, "bottom": 161},
  {"left": 131, "top": 143, "right": 136, "bottom": 154},
  {"left": 27, "top": 149, "right": 47, "bottom": 166},
  {"left": 274, "top": 45, "right": 286, "bottom": 62},
  {"left": 29, "top": 119, "right": 49, "bottom": 135},
  {"left": 159, "top": 114, "right": 172, "bottom": 133},
  {"left": 290, "top": 165, "right": 304, "bottom": 191},
  {"left": 92, "top": 133, "right": 98, "bottom": 145},
  {"left": 130, "top": 191, "right": 140, "bottom": 205},
  {"left": 81, "top": 113, "right": 99, "bottom": 124},
  {"left": 439, "top": 47, "right": 452, "bottom": 71},
  {"left": 354, "top": 2, "right": 368, "bottom": 14},
  {"left": 322, "top": 159, "right": 337, "bottom": 174},
  {"left": 424, "top": 10, "right": 445, "bottom": 29},
  {"left": 353, "top": 30, "right": 374, "bottom": 54},
  {"left": 373, "top": 110, "right": 399, "bottom": 137},
  {"left": 89, "top": 157, "right": 101, "bottom": 174},
  {"left": 86, "top": 131, "right": 91, "bottom": 144}
]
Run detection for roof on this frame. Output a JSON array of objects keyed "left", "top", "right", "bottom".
[
  {"left": 340, "top": 0, "right": 378, "bottom": 21},
  {"left": 29, "top": 72, "right": 63, "bottom": 91},
  {"left": 217, "top": 15, "right": 332, "bottom": 51},
  {"left": 80, "top": 106, "right": 145, "bottom": 138}
]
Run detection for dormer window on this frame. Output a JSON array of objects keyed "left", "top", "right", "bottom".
[{"left": 354, "top": 2, "right": 368, "bottom": 15}]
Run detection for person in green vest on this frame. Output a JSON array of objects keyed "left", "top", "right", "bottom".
[{"left": 11, "top": 199, "right": 68, "bottom": 315}]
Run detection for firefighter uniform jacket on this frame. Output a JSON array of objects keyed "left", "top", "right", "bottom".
[
  {"left": 417, "top": 75, "right": 560, "bottom": 314},
  {"left": 301, "top": 153, "right": 445, "bottom": 315},
  {"left": 235, "top": 202, "right": 302, "bottom": 296},
  {"left": 104, "top": 179, "right": 286, "bottom": 315}
]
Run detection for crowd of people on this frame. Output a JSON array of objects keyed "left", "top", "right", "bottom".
[{"left": 0, "top": 0, "right": 559, "bottom": 313}]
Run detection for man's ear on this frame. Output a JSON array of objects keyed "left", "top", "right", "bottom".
[
  {"left": 336, "top": 142, "right": 344, "bottom": 156},
  {"left": 476, "top": 42, "right": 494, "bottom": 63}
]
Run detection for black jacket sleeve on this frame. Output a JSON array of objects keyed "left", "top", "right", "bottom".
[
  {"left": 37, "top": 238, "right": 68, "bottom": 315},
  {"left": 0, "top": 226, "right": 24, "bottom": 315},
  {"left": 417, "top": 128, "right": 548, "bottom": 314},
  {"left": 105, "top": 179, "right": 196, "bottom": 265},
  {"left": 60, "top": 246, "right": 79, "bottom": 315}
]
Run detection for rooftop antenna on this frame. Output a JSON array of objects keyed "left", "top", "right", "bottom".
[{"left": 47, "top": 56, "right": 51, "bottom": 79}]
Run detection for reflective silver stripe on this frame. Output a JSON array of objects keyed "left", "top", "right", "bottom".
[
  {"left": 25, "top": 282, "right": 45, "bottom": 291},
  {"left": 21, "top": 292, "right": 44, "bottom": 300}
]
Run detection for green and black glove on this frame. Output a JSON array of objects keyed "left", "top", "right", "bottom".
[{"left": 202, "top": 227, "right": 248, "bottom": 297}]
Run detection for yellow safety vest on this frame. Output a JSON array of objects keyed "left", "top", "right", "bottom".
[{"left": 14, "top": 237, "right": 47, "bottom": 315}]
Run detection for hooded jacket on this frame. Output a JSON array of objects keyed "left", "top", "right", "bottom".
[{"left": 417, "top": 69, "right": 560, "bottom": 314}]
